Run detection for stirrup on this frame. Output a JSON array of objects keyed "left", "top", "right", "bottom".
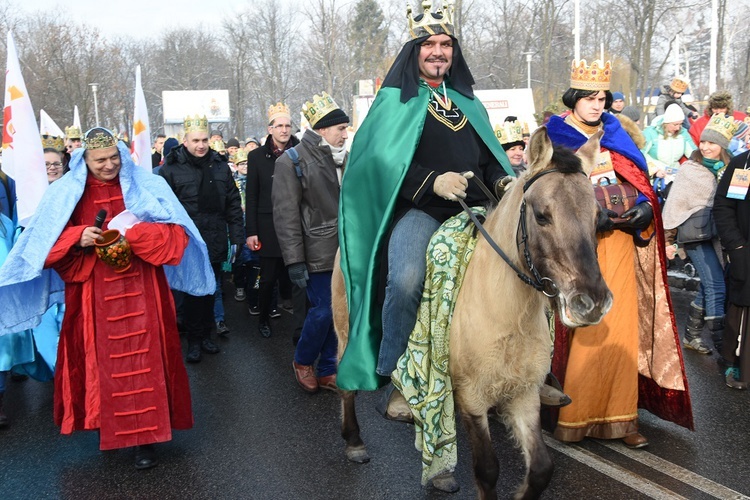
[{"left": 540, "top": 373, "right": 572, "bottom": 408}]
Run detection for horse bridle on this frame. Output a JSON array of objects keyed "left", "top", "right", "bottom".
[{"left": 457, "top": 169, "right": 563, "bottom": 298}]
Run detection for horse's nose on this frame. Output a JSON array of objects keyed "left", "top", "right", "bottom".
[{"left": 569, "top": 293, "right": 595, "bottom": 317}]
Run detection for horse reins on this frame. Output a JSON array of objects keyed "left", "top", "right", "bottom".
[{"left": 457, "top": 169, "right": 561, "bottom": 298}]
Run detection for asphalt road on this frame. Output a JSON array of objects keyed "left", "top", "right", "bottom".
[{"left": 1, "top": 279, "right": 749, "bottom": 499}]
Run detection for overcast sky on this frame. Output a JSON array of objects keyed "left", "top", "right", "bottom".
[{"left": 16, "top": 0, "right": 252, "bottom": 39}]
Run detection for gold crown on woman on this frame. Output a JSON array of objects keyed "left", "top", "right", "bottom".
[
  {"left": 184, "top": 115, "right": 209, "bottom": 134},
  {"left": 570, "top": 59, "right": 612, "bottom": 91},
  {"left": 267, "top": 102, "right": 291, "bottom": 123},
  {"left": 407, "top": 0, "right": 455, "bottom": 39},
  {"left": 494, "top": 121, "right": 524, "bottom": 145},
  {"left": 41, "top": 134, "right": 65, "bottom": 151},
  {"left": 65, "top": 126, "right": 82, "bottom": 140},
  {"left": 705, "top": 113, "right": 738, "bottom": 142},
  {"left": 302, "top": 92, "right": 341, "bottom": 128}
]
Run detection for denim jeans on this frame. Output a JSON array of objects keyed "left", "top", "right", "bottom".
[
  {"left": 213, "top": 268, "right": 225, "bottom": 323},
  {"left": 377, "top": 209, "right": 441, "bottom": 376},
  {"left": 294, "top": 271, "right": 337, "bottom": 377},
  {"left": 686, "top": 241, "right": 726, "bottom": 318}
]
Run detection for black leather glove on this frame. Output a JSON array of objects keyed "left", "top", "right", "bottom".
[
  {"left": 617, "top": 202, "right": 653, "bottom": 230},
  {"left": 288, "top": 263, "right": 309, "bottom": 288},
  {"left": 596, "top": 205, "right": 618, "bottom": 233}
]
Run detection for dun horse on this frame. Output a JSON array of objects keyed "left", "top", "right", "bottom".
[{"left": 331, "top": 127, "right": 613, "bottom": 499}]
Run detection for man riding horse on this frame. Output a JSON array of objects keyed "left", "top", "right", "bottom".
[{"left": 336, "top": 0, "right": 566, "bottom": 419}]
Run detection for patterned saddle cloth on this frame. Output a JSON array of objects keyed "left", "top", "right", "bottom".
[{"left": 392, "top": 207, "right": 485, "bottom": 485}]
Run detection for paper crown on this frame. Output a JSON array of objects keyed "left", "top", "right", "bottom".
[
  {"left": 84, "top": 128, "right": 118, "bottom": 150},
  {"left": 41, "top": 134, "right": 65, "bottom": 152},
  {"left": 65, "top": 126, "right": 82, "bottom": 140},
  {"left": 704, "top": 113, "right": 738, "bottom": 143},
  {"left": 669, "top": 77, "right": 689, "bottom": 93},
  {"left": 407, "top": 0, "right": 455, "bottom": 39},
  {"left": 210, "top": 139, "right": 226, "bottom": 152},
  {"left": 570, "top": 59, "right": 612, "bottom": 91},
  {"left": 494, "top": 121, "right": 524, "bottom": 145},
  {"left": 522, "top": 122, "right": 530, "bottom": 136},
  {"left": 184, "top": 115, "right": 209, "bottom": 134},
  {"left": 302, "top": 92, "right": 341, "bottom": 129},
  {"left": 231, "top": 150, "right": 248, "bottom": 164},
  {"left": 267, "top": 102, "right": 291, "bottom": 123}
]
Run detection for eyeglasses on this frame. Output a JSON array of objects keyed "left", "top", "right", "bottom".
[{"left": 45, "top": 161, "right": 63, "bottom": 169}]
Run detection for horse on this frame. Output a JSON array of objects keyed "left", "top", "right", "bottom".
[{"left": 331, "top": 126, "right": 613, "bottom": 499}]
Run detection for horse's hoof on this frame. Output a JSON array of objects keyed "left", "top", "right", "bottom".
[
  {"left": 431, "top": 472, "right": 460, "bottom": 493},
  {"left": 345, "top": 446, "right": 370, "bottom": 464}
]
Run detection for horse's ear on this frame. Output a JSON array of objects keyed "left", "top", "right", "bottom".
[
  {"left": 576, "top": 130, "right": 603, "bottom": 177},
  {"left": 526, "top": 126, "right": 554, "bottom": 176}
]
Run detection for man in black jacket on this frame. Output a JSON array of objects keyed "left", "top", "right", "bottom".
[
  {"left": 245, "top": 103, "right": 300, "bottom": 339},
  {"left": 160, "top": 115, "right": 245, "bottom": 362}
]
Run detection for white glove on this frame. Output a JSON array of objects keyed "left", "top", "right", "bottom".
[{"left": 433, "top": 171, "right": 472, "bottom": 201}]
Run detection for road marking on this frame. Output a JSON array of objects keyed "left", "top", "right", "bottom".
[
  {"left": 598, "top": 440, "right": 750, "bottom": 500},
  {"left": 543, "top": 435, "right": 687, "bottom": 499}
]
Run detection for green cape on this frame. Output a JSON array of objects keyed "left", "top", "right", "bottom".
[{"left": 337, "top": 82, "right": 514, "bottom": 391}]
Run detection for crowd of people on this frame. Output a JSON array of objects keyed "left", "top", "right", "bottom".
[{"left": 0, "top": 4, "right": 748, "bottom": 486}]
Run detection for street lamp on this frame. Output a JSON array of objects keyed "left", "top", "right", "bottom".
[
  {"left": 522, "top": 52, "right": 533, "bottom": 89},
  {"left": 89, "top": 83, "right": 100, "bottom": 127}
]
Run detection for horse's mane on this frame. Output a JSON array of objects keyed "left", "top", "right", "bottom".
[{"left": 550, "top": 145, "right": 584, "bottom": 174}]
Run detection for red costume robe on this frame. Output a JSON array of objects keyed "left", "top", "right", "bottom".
[{"left": 44, "top": 174, "right": 193, "bottom": 450}]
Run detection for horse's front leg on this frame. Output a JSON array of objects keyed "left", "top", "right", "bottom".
[
  {"left": 504, "top": 390, "right": 553, "bottom": 500},
  {"left": 463, "top": 412, "right": 499, "bottom": 499},
  {"left": 340, "top": 390, "right": 369, "bottom": 463}
]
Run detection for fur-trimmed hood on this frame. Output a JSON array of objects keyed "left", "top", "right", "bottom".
[{"left": 617, "top": 114, "right": 646, "bottom": 149}]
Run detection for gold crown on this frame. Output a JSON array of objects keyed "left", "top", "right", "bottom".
[
  {"left": 184, "top": 115, "right": 209, "bottom": 134},
  {"left": 210, "top": 139, "right": 226, "bottom": 152},
  {"left": 41, "top": 134, "right": 65, "bottom": 151},
  {"left": 704, "top": 113, "right": 738, "bottom": 143},
  {"left": 302, "top": 92, "right": 341, "bottom": 129},
  {"left": 522, "top": 122, "right": 530, "bottom": 136},
  {"left": 669, "top": 77, "right": 689, "bottom": 93},
  {"left": 570, "top": 59, "right": 612, "bottom": 91},
  {"left": 65, "top": 126, "right": 82, "bottom": 139},
  {"left": 231, "top": 150, "right": 248, "bottom": 164},
  {"left": 494, "top": 121, "right": 524, "bottom": 145},
  {"left": 267, "top": 102, "right": 291, "bottom": 123},
  {"left": 84, "top": 128, "right": 118, "bottom": 150},
  {"left": 407, "top": 0, "right": 455, "bottom": 39}
]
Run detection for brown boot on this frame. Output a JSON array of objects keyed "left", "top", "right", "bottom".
[{"left": 0, "top": 393, "right": 9, "bottom": 428}]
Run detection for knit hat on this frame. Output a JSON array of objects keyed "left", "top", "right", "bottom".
[
  {"left": 700, "top": 113, "right": 737, "bottom": 150},
  {"left": 226, "top": 137, "right": 240, "bottom": 149},
  {"left": 612, "top": 92, "right": 624, "bottom": 101},
  {"left": 245, "top": 137, "right": 260, "bottom": 146},
  {"left": 708, "top": 91, "right": 733, "bottom": 114},
  {"left": 663, "top": 103, "right": 685, "bottom": 124},
  {"left": 621, "top": 106, "right": 640, "bottom": 123},
  {"left": 162, "top": 137, "right": 179, "bottom": 158}
]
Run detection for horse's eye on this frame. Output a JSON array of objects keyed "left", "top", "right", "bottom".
[{"left": 534, "top": 211, "right": 550, "bottom": 226}]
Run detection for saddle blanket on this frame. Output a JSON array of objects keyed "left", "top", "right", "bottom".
[{"left": 392, "top": 207, "right": 485, "bottom": 485}]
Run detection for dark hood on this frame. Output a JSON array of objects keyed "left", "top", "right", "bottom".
[{"left": 381, "top": 35, "right": 475, "bottom": 103}]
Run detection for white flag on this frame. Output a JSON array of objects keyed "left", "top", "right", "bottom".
[
  {"left": 39, "top": 109, "right": 65, "bottom": 137},
  {"left": 131, "top": 65, "right": 151, "bottom": 170},
  {"left": 73, "top": 105, "right": 81, "bottom": 129},
  {"left": 2, "top": 32, "right": 47, "bottom": 226}
]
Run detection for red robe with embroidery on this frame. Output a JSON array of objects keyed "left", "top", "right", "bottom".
[{"left": 45, "top": 174, "right": 193, "bottom": 450}]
